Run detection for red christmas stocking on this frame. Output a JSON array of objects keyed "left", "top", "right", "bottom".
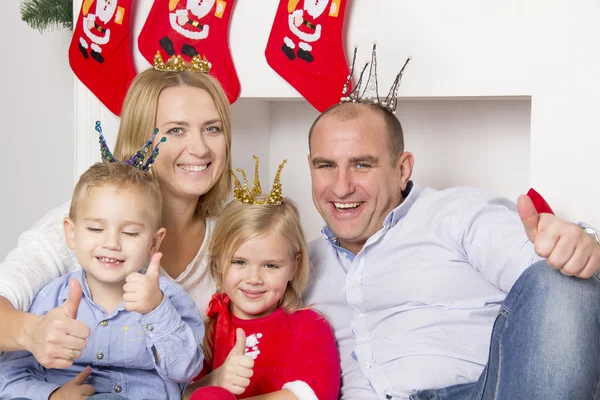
[
  {"left": 265, "top": 0, "right": 349, "bottom": 112},
  {"left": 69, "top": 0, "right": 136, "bottom": 116},
  {"left": 138, "top": 0, "right": 241, "bottom": 104}
]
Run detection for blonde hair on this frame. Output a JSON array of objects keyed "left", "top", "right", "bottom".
[
  {"left": 69, "top": 162, "right": 163, "bottom": 228},
  {"left": 203, "top": 198, "right": 310, "bottom": 362},
  {"left": 113, "top": 68, "right": 232, "bottom": 218}
]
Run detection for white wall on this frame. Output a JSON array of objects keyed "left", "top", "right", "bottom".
[{"left": 0, "top": 3, "right": 74, "bottom": 259}]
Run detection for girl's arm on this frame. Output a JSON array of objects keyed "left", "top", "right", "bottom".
[
  {"left": 185, "top": 328, "right": 255, "bottom": 399},
  {"left": 245, "top": 390, "right": 297, "bottom": 400},
  {"left": 281, "top": 310, "right": 341, "bottom": 400}
]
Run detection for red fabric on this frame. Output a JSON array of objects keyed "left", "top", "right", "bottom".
[
  {"left": 265, "top": 0, "right": 350, "bottom": 112},
  {"left": 206, "top": 293, "right": 236, "bottom": 370},
  {"left": 527, "top": 188, "right": 555, "bottom": 215},
  {"left": 138, "top": 0, "right": 241, "bottom": 104},
  {"left": 190, "top": 386, "right": 237, "bottom": 400},
  {"left": 198, "top": 308, "right": 340, "bottom": 399},
  {"left": 69, "top": 0, "right": 136, "bottom": 116}
]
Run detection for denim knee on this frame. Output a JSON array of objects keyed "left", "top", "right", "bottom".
[{"left": 503, "top": 260, "right": 600, "bottom": 332}]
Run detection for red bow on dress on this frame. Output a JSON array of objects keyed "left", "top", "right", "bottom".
[{"left": 206, "top": 293, "right": 237, "bottom": 370}]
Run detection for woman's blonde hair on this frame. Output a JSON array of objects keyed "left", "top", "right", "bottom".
[
  {"left": 203, "top": 198, "right": 310, "bottom": 362},
  {"left": 113, "top": 68, "right": 232, "bottom": 218}
]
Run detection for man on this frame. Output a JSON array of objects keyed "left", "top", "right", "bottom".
[{"left": 305, "top": 101, "right": 600, "bottom": 399}]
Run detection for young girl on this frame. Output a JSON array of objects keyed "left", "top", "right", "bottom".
[{"left": 187, "top": 159, "right": 340, "bottom": 400}]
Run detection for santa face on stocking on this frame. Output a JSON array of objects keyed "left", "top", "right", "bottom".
[
  {"left": 282, "top": 0, "right": 338, "bottom": 63},
  {"left": 78, "top": 0, "right": 124, "bottom": 64},
  {"left": 160, "top": 0, "right": 226, "bottom": 59}
]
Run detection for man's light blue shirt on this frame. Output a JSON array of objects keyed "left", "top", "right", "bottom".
[
  {"left": 0, "top": 268, "right": 205, "bottom": 400},
  {"left": 305, "top": 183, "right": 542, "bottom": 400}
]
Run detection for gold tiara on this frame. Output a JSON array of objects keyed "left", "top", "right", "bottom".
[
  {"left": 231, "top": 156, "right": 286, "bottom": 206},
  {"left": 153, "top": 51, "right": 211, "bottom": 73}
]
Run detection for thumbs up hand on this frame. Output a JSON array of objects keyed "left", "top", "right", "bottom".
[
  {"left": 123, "top": 253, "right": 164, "bottom": 314},
  {"left": 26, "top": 278, "right": 90, "bottom": 369},
  {"left": 518, "top": 195, "right": 600, "bottom": 278},
  {"left": 213, "top": 328, "right": 254, "bottom": 395},
  {"left": 49, "top": 366, "right": 96, "bottom": 400}
]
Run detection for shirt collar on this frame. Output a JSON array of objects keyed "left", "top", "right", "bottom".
[
  {"left": 57, "top": 268, "right": 93, "bottom": 303},
  {"left": 321, "top": 180, "right": 422, "bottom": 246}
]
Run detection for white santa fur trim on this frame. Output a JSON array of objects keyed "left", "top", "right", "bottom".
[{"left": 282, "top": 381, "right": 319, "bottom": 400}]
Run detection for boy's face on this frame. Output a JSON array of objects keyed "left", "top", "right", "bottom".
[{"left": 64, "top": 184, "right": 165, "bottom": 287}]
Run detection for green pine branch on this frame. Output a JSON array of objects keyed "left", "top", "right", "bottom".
[{"left": 20, "top": 0, "right": 73, "bottom": 32}]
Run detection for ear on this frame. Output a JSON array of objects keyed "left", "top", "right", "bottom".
[
  {"left": 149, "top": 227, "right": 167, "bottom": 255},
  {"left": 397, "top": 151, "right": 414, "bottom": 191},
  {"left": 63, "top": 218, "right": 77, "bottom": 250}
]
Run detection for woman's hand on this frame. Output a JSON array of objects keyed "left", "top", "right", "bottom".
[{"left": 24, "top": 279, "right": 90, "bottom": 369}]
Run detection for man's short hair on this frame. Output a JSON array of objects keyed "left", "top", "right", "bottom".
[{"left": 308, "top": 102, "right": 405, "bottom": 161}]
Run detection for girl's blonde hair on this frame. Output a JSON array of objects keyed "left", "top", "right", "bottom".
[
  {"left": 113, "top": 68, "right": 232, "bottom": 218},
  {"left": 203, "top": 198, "right": 310, "bottom": 362}
]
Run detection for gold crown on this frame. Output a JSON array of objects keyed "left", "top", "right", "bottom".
[
  {"left": 153, "top": 51, "right": 211, "bottom": 73},
  {"left": 231, "top": 156, "right": 287, "bottom": 206}
]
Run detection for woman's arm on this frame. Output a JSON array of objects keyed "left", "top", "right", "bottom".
[
  {"left": 0, "top": 203, "right": 75, "bottom": 312},
  {"left": 0, "top": 297, "right": 38, "bottom": 351},
  {"left": 0, "top": 203, "right": 90, "bottom": 366}
]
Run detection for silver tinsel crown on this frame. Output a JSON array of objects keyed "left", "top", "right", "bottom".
[{"left": 340, "top": 42, "right": 411, "bottom": 113}]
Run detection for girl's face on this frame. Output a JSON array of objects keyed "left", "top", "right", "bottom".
[
  {"left": 153, "top": 85, "right": 227, "bottom": 204},
  {"left": 222, "top": 232, "right": 299, "bottom": 320}
]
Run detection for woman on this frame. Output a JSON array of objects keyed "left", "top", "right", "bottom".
[{"left": 0, "top": 66, "right": 232, "bottom": 371}]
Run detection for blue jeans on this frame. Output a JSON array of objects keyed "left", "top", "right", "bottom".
[{"left": 410, "top": 261, "right": 600, "bottom": 400}]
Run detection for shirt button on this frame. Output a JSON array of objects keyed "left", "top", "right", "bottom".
[
  {"left": 146, "top": 324, "right": 154, "bottom": 332},
  {"left": 358, "top": 313, "right": 364, "bottom": 318},
  {"left": 365, "top": 362, "right": 371, "bottom": 369},
  {"left": 114, "top": 385, "right": 122, "bottom": 393},
  {"left": 96, "top": 351, "right": 104, "bottom": 360},
  {"left": 100, "top": 320, "right": 108, "bottom": 327}
]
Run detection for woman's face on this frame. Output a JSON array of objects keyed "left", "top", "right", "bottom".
[{"left": 153, "top": 85, "right": 228, "bottom": 204}]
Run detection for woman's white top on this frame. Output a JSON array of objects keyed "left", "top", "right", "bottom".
[{"left": 0, "top": 202, "right": 216, "bottom": 320}]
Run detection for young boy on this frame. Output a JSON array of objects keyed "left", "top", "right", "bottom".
[{"left": 0, "top": 162, "right": 205, "bottom": 399}]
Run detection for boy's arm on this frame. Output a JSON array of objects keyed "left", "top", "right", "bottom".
[
  {"left": 140, "top": 280, "right": 205, "bottom": 383},
  {"left": 0, "top": 350, "right": 62, "bottom": 399}
]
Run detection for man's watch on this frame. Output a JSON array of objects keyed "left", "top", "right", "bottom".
[{"left": 583, "top": 227, "right": 600, "bottom": 245}]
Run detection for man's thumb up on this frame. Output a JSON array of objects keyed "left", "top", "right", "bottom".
[{"left": 63, "top": 278, "right": 83, "bottom": 319}]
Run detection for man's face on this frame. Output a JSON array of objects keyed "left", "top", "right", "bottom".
[{"left": 309, "top": 109, "right": 407, "bottom": 254}]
